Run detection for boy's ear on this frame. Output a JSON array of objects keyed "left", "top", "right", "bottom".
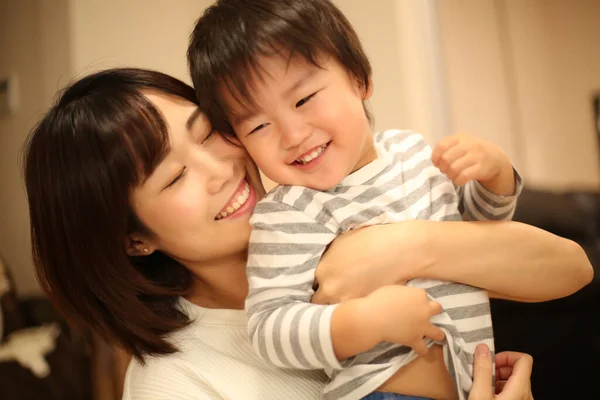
[
  {"left": 363, "top": 78, "right": 373, "bottom": 100},
  {"left": 125, "top": 233, "right": 156, "bottom": 256}
]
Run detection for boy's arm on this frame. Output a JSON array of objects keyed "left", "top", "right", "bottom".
[
  {"left": 456, "top": 169, "right": 522, "bottom": 221},
  {"left": 247, "top": 199, "right": 443, "bottom": 369},
  {"left": 246, "top": 198, "right": 343, "bottom": 370},
  {"left": 431, "top": 133, "right": 523, "bottom": 221}
]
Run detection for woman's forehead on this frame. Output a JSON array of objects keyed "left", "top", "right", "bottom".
[{"left": 143, "top": 90, "right": 198, "bottom": 122}]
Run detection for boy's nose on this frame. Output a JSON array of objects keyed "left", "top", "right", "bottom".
[{"left": 280, "top": 120, "right": 311, "bottom": 150}]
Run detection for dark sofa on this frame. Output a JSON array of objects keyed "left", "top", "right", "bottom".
[
  {"left": 491, "top": 187, "right": 600, "bottom": 399},
  {"left": 0, "top": 267, "right": 93, "bottom": 400}
]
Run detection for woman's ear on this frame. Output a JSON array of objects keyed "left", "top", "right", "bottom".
[{"left": 125, "top": 233, "right": 156, "bottom": 256}]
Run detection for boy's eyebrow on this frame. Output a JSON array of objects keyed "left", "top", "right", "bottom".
[
  {"left": 229, "top": 66, "right": 320, "bottom": 126},
  {"left": 283, "top": 67, "right": 319, "bottom": 98},
  {"left": 230, "top": 107, "right": 257, "bottom": 126},
  {"left": 186, "top": 107, "right": 203, "bottom": 131}
]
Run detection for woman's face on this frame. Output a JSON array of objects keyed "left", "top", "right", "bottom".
[{"left": 129, "top": 91, "right": 266, "bottom": 266}]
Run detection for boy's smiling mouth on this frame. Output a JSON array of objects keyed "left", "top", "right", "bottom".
[{"left": 293, "top": 142, "right": 330, "bottom": 166}]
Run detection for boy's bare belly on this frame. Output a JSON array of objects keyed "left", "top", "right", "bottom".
[{"left": 377, "top": 345, "right": 458, "bottom": 400}]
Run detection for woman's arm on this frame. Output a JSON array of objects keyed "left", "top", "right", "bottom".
[{"left": 313, "top": 220, "right": 593, "bottom": 304}]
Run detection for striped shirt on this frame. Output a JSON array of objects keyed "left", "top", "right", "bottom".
[{"left": 246, "top": 130, "right": 522, "bottom": 400}]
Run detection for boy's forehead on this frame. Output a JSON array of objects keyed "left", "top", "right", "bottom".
[{"left": 218, "top": 52, "right": 325, "bottom": 114}]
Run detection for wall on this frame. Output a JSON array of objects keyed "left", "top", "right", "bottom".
[
  {"left": 333, "top": 0, "right": 406, "bottom": 135},
  {"left": 0, "top": 0, "right": 212, "bottom": 295},
  {"left": 334, "top": 0, "right": 446, "bottom": 145},
  {"left": 438, "top": 0, "right": 600, "bottom": 190},
  {"left": 0, "top": 0, "right": 70, "bottom": 296},
  {"left": 69, "top": 0, "right": 212, "bottom": 84}
]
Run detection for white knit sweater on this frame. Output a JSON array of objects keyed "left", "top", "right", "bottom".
[{"left": 122, "top": 298, "right": 327, "bottom": 399}]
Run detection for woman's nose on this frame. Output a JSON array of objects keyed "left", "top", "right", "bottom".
[{"left": 205, "top": 154, "right": 235, "bottom": 195}]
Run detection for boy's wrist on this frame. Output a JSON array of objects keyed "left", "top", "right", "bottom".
[
  {"left": 479, "top": 159, "right": 515, "bottom": 196},
  {"left": 331, "top": 297, "right": 381, "bottom": 360}
]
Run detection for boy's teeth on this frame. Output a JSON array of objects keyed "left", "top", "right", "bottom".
[
  {"left": 216, "top": 181, "right": 251, "bottom": 220},
  {"left": 297, "top": 144, "right": 327, "bottom": 165}
]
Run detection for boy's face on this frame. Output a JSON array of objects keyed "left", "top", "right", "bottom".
[{"left": 220, "top": 53, "right": 376, "bottom": 191}]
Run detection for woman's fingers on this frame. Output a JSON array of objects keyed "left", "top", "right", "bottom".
[
  {"left": 496, "top": 380, "right": 507, "bottom": 394},
  {"left": 469, "top": 343, "right": 494, "bottom": 400},
  {"left": 496, "top": 366, "right": 514, "bottom": 381},
  {"left": 495, "top": 351, "right": 532, "bottom": 369},
  {"left": 496, "top": 352, "right": 533, "bottom": 399}
]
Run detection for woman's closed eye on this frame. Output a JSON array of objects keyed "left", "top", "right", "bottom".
[
  {"left": 165, "top": 167, "right": 186, "bottom": 189},
  {"left": 199, "top": 130, "right": 215, "bottom": 144}
]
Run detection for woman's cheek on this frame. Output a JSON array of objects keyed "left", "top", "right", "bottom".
[{"left": 176, "top": 187, "right": 209, "bottom": 219}]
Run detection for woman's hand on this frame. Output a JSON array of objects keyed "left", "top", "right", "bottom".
[
  {"left": 313, "top": 223, "right": 423, "bottom": 304},
  {"left": 470, "top": 344, "right": 534, "bottom": 400}
]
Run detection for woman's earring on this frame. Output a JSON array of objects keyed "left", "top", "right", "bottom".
[{"left": 143, "top": 248, "right": 149, "bottom": 253}]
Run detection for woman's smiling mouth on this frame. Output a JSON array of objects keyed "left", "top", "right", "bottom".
[{"left": 215, "top": 179, "right": 252, "bottom": 220}]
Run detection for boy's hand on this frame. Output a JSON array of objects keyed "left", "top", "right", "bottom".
[
  {"left": 432, "top": 133, "right": 515, "bottom": 196},
  {"left": 362, "top": 285, "right": 445, "bottom": 355}
]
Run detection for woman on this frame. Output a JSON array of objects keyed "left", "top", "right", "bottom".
[{"left": 23, "top": 68, "right": 591, "bottom": 400}]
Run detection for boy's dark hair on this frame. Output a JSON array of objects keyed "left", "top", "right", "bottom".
[
  {"left": 188, "top": 0, "right": 372, "bottom": 135},
  {"left": 23, "top": 68, "right": 197, "bottom": 362}
]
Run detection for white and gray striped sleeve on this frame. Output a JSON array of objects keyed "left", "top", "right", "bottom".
[
  {"left": 245, "top": 199, "right": 342, "bottom": 370},
  {"left": 457, "top": 169, "right": 524, "bottom": 221}
]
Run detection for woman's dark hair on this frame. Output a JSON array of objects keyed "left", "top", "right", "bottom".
[
  {"left": 187, "top": 0, "right": 373, "bottom": 134},
  {"left": 23, "top": 68, "right": 198, "bottom": 361}
]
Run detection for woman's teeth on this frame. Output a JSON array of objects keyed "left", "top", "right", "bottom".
[
  {"left": 215, "top": 181, "right": 250, "bottom": 220},
  {"left": 296, "top": 144, "right": 327, "bottom": 165}
]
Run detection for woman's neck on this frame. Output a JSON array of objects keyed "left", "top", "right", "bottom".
[{"left": 184, "top": 254, "right": 249, "bottom": 310}]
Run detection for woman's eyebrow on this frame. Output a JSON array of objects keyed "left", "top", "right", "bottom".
[{"left": 186, "top": 107, "right": 203, "bottom": 131}]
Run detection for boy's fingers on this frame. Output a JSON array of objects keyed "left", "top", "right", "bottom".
[
  {"left": 411, "top": 339, "right": 428, "bottom": 356},
  {"left": 429, "top": 301, "right": 442, "bottom": 315},
  {"left": 440, "top": 144, "right": 468, "bottom": 166},
  {"left": 432, "top": 137, "right": 458, "bottom": 163},
  {"left": 426, "top": 325, "right": 445, "bottom": 342}
]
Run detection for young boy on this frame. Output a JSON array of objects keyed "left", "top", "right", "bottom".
[{"left": 188, "top": 1, "right": 522, "bottom": 399}]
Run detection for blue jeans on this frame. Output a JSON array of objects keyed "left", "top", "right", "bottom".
[{"left": 362, "top": 393, "right": 432, "bottom": 400}]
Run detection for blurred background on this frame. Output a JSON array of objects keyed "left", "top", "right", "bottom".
[{"left": 0, "top": 0, "right": 598, "bottom": 399}]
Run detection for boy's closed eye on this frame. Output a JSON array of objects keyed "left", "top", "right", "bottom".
[
  {"left": 248, "top": 122, "right": 270, "bottom": 136},
  {"left": 245, "top": 92, "right": 319, "bottom": 135},
  {"left": 295, "top": 92, "right": 318, "bottom": 108}
]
